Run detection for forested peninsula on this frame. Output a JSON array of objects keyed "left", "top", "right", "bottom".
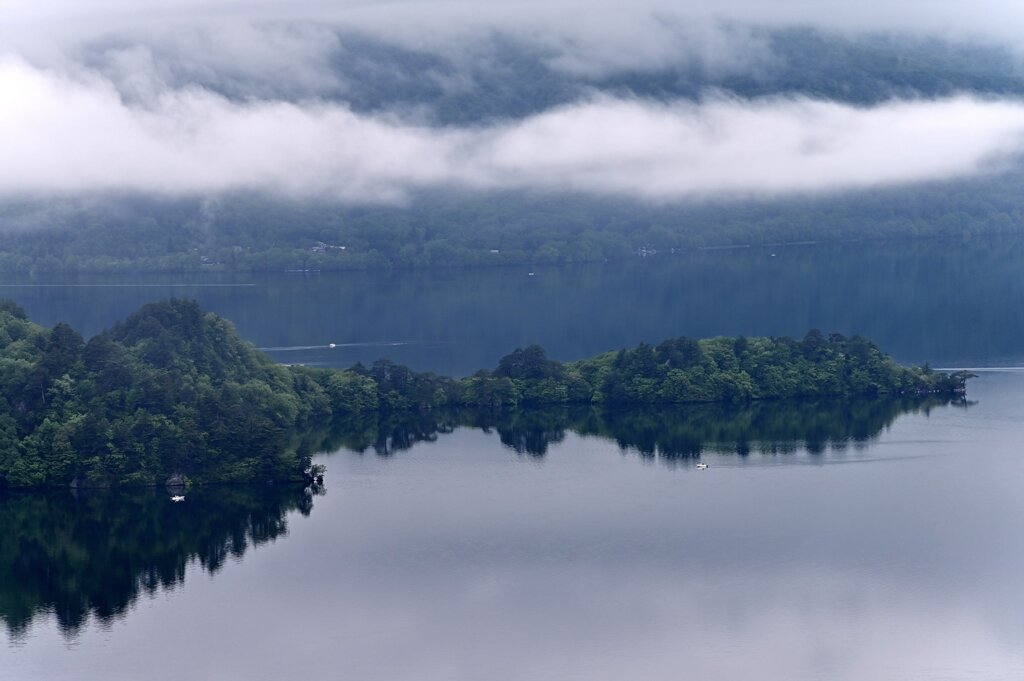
[{"left": 0, "top": 299, "right": 971, "bottom": 488}]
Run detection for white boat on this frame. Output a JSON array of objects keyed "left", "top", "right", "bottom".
[
  {"left": 171, "top": 495, "right": 185, "bottom": 502},
  {"left": 328, "top": 343, "right": 336, "bottom": 348},
  {"left": 695, "top": 463, "right": 709, "bottom": 470}
]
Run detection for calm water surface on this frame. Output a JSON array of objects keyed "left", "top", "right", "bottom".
[
  {"left": 1, "top": 235, "right": 1023, "bottom": 374},
  {"left": 3, "top": 374, "right": 1024, "bottom": 680},
  {"left": 4, "top": 238, "right": 1024, "bottom": 680}
]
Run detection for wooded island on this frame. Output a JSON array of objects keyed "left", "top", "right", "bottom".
[{"left": 0, "top": 299, "right": 970, "bottom": 488}]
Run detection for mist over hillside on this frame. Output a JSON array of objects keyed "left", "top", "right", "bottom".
[
  {"left": 3, "top": 165, "right": 1024, "bottom": 273},
  {"left": 66, "top": 29, "right": 1024, "bottom": 124},
  {"left": 6, "top": 3, "right": 1024, "bottom": 266}
]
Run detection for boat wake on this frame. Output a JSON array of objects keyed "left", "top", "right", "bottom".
[
  {"left": 259, "top": 341, "right": 424, "bottom": 352},
  {"left": 935, "top": 367, "right": 1024, "bottom": 373}
]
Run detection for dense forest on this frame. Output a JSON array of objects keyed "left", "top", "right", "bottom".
[
  {"left": 0, "top": 299, "right": 971, "bottom": 488},
  {"left": 5, "top": 168, "right": 1024, "bottom": 273}
]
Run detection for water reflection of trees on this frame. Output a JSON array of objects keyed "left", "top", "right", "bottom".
[
  {"left": 326, "top": 396, "right": 968, "bottom": 461},
  {"left": 1, "top": 396, "right": 966, "bottom": 640},
  {"left": 0, "top": 484, "right": 321, "bottom": 639},
  {"left": 579, "top": 397, "right": 966, "bottom": 463}
]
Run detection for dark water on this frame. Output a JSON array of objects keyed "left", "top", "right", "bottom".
[
  {"left": 0, "top": 485, "right": 319, "bottom": 639},
  {"left": 2, "top": 235, "right": 1024, "bottom": 374},
  {"left": 5, "top": 236, "right": 1024, "bottom": 680}
]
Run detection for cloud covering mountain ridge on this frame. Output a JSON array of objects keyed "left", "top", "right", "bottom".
[{"left": 5, "top": 1, "right": 1024, "bottom": 203}]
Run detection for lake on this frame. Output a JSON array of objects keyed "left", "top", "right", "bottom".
[
  {"left": 3, "top": 235, "right": 1024, "bottom": 374},
  {"left": 3, "top": 236, "right": 1024, "bottom": 680}
]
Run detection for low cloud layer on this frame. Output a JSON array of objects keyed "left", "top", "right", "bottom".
[{"left": 4, "top": 59, "right": 1024, "bottom": 202}]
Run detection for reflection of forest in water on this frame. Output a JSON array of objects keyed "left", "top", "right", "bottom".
[
  {"left": 318, "top": 395, "right": 968, "bottom": 461},
  {"left": 1, "top": 395, "right": 965, "bottom": 641},
  {"left": 0, "top": 485, "right": 321, "bottom": 639}
]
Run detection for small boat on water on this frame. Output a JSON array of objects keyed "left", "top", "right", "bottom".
[
  {"left": 171, "top": 495, "right": 185, "bottom": 502},
  {"left": 328, "top": 343, "right": 336, "bottom": 348},
  {"left": 696, "top": 463, "right": 709, "bottom": 470}
]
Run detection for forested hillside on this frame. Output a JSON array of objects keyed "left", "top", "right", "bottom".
[
  {"left": 5, "top": 28, "right": 1024, "bottom": 273},
  {"left": 5, "top": 166, "right": 1024, "bottom": 273}
]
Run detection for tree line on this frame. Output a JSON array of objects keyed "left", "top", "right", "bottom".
[
  {"left": 6, "top": 163, "right": 1024, "bottom": 274},
  {"left": 0, "top": 299, "right": 971, "bottom": 488}
]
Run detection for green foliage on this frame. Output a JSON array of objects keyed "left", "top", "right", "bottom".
[
  {"left": 325, "top": 371, "right": 380, "bottom": 413},
  {"left": 513, "top": 332, "right": 970, "bottom": 409},
  {"left": 0, "top": 300, "right": 972, "bottom": 488},
  {"left": 10, "top": 160, "right": 1024, "bottom": 274},
  {"left": 0, "top": 299, "right": 332, "bottom": 488}
]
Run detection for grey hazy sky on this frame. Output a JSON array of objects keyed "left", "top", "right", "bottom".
[
  {"left": 6, "top": 1, "right": 1024, "bottom": 85},
  {"left": 9, "top": 0, "right": 1024, "bottom": 59},
  {"left": 4, "top": 0, "right": 1024, "bottom": 201},
  {"left": 8, "top": 0, "right": 1024, "bottom": 43}
]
